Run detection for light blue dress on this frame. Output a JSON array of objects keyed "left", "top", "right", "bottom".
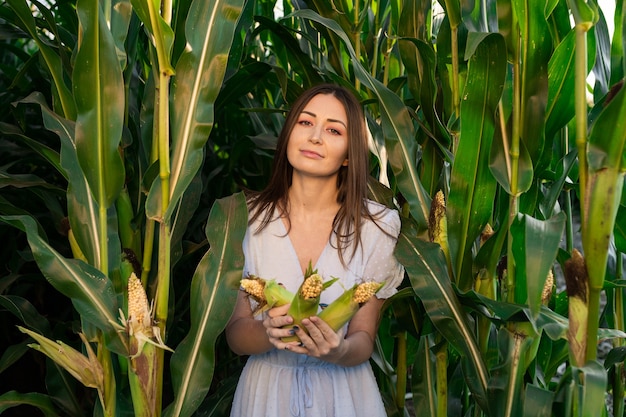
[{"left": 230, "top": 200, "right": 405, "bottom": 417}]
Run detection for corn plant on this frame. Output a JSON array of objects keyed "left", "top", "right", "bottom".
[
  {"left": 0, "top": 0, "right": 248, "bottom": 415},
  {"left": 1, "top": 0, "right": 626, "bottom": 417},
  {"left": 205, "top": 0, "right": 625, "bottom": 416}
]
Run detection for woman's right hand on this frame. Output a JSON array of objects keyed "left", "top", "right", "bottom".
[{"left": 263, "top": 304, "right": 298, "bottom": 349}]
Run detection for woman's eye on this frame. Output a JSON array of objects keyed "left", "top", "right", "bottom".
[
  {"left": 299, "top": 120, "right": 312, "bottom": 126},
  {"left": 328, "top": 128, "right": 342, "bottom": 135}
]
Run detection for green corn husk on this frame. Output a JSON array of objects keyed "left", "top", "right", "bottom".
[
  {"left": 318, "top": 281, "right": 385, "bottom": 332},
  {"left": 282, "top": 262, "right": 338, "bottom": 342},
  {"left": 240, "top": 275, "right": 294, "bottom": 314}
]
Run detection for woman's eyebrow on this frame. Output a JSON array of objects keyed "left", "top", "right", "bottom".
[{"left": 301, "top": 110, "right": 347, "bottom": 128}]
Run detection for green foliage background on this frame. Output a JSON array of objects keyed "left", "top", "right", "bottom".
[{"left": 0, "top": 0, "right": 625, "bottom": 416}]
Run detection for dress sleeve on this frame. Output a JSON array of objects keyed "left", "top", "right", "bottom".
[{"left": 362, "top": 205, "right": 405, "bottom": 299}]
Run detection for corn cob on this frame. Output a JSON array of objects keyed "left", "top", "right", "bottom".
[
  {"left": 282, "top": 262, "right": 338, "bottom": 342},
  {"left": 123, "top": 272, "right": 173, "bottom": 358},
  {"left": 564, "top": 249, "right": 589, "bottom": 367},
  {"left": 428, "top": 190, "right": 451, "bottom": 270},
  {"left": 542, "top": 270, "right": 554, "bottom": 305},
  {"left": 240, "top": 274, "right": 294, "bottom": 314},
  {"left": 318, "top": 281, "right": 384, "bottom": 332}
]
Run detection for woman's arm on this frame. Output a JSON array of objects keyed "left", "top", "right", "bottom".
[
  {"left": 225, "top": 291, "right": 297, "bottom": 355},
  {"left": 225, "top": 291, "right": 274, "bottom": 355}
]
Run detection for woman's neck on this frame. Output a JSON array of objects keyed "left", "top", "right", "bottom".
[{"left": 287, "top": 175, "right": 340, "bottom": 214}]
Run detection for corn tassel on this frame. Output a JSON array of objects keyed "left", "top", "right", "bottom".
[
  {"left": 318, "top": 281, "right": 384, "bottom": 331},
  {"left": 282, "top": 262, "right": 337, "bottom": 342}
]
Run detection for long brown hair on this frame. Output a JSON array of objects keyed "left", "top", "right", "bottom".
[{"left": 247, "top": 83, "right": 381, "bottom": 264}]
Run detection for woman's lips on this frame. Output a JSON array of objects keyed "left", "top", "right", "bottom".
[{"left": 300, "top": 149, "right": 323, "bottom": 159}]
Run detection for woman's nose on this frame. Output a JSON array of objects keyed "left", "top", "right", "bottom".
[{"left": 309, "top": 126, "right": 323, "bottom": 143}]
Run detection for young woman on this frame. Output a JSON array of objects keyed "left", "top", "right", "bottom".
[{"left": 226, "top": 83, "right": 405, "bottom": 417}]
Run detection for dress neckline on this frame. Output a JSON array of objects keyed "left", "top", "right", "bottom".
[{"left": 275, "top": 213, "right": 330, "bottom": 276}]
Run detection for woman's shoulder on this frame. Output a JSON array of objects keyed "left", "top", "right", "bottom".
[{"left": 363, "top": 199, "right": 401, "bottom": 235}]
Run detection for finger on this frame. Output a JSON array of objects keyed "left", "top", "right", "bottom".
[
  {"left": 301, "top": 318, "right": 327, "bottom": 342},
  {"left": 308, "top": 316, "right": 337, "bottom": 340},
  {"left": 267, "top": 303, "right": 291, "bottom": 318}
]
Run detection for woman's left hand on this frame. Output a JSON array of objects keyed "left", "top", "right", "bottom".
[{"left": 288, "top": 316, "right": 347, "bottom": 363}]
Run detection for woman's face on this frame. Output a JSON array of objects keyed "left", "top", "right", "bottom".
[{"left": 286, "top": 93, "right": 349, "bottom": 179}]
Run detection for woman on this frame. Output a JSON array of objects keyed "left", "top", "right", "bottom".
[{"left": 226, "top": 83, "right": 404, "bottom": 417}]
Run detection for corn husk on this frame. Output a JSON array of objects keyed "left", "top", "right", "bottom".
[
  {"left": 240, "top": 275, "right": 294, "bottom": 315},
  {"left": 282, "top": 262, "right": 338, "bottom": 342},
  {"left": 318, "top": 281, "right": 384, "bottom": 331}
]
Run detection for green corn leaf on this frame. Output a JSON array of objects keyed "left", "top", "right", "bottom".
[
  {"left": 0, "top": 295, "right": 52, "bottom": 336},
  {"left": 109, "top": 0, "right": 133, "bottom": 70},
  {"left": 0, "top": 215, "right": 126, "bottom": 355},
  {"left": 0, "top": 391, "right": 60, "bottom": 417},
  {"left": 567, "top": 0, "right": 599, "bottom": 25},
  {"left": 19, "top": 93, "right": 117, "bottom": 274},
  {"left": 5, "top": 0, "right": 75, "bottom": 120},
  {"left": 583, "top": 82, "right": 626, "bottom": 287},
  {"left": 411, "top": 335, "right": 437, "bottom": 417},
  {"left": 615, "top": 204, "right": 626, "bottom": 253},
  {"left": 0, "top": 126, "right": 65, "bottom": 181},
  {"left": 254, "top": 15, "right": 324, "bottom": 87},
  {"left": 512, "top": 0, "right": 552, "bottom": 168},
  {"left": 447, "top": 32, "right": 506, "bottom": 290},
  {"left": 545, "top": 25, "right": 577, "bottom": 139},
  {"left": 166, "top": 192, "right": 247, "bottom": 417},
  {"left": 73, "top": 0, "right": 125, "bottom": 210},
  {"left": 146, "top": 0, "right": 246, "bottom": 225},
  {"left": 573, "top": 361, "right": 608, "bottom": 416},
  {"left": 510, "top": 213, "right": 566, "bottom": 319},
  {"left": 129, "top": 0, "right": 174, "bottom": 75},
  {"left": 395, "top": 228, "right": 490, "bottom": 414},
  {"left": 488, "top": 326, "right": 537, "bottom": 417}
]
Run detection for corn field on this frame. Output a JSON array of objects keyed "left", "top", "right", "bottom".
[{"left": 0, "top": 0, "right": 625, "bottom": 416}]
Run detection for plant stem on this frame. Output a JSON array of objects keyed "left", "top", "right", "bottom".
[
  {"left": 436, "top": 339, "right": 448, "bottom": 417},
  {"left": 574, "top": 24, "right": 589, "bottom": 205},
  {"left": 99, "top": 333, "right": 116, "bottom": 417},
  {"left": 614, "top": 254, "right": 625, "bottom": 417},
  {"left": 507, "top": 29, "right": 522, "bottom": 304},
  {"left": 395, "top": 332, "right": 407, "bottom": 413}
]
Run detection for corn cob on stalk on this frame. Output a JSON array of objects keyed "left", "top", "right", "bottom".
[
  {"left": 429, "top": 190, "right": 452, "bottom": 274},
  {"left": 122, "top": 272, "right": 173, "bottom": 358},
  {"left": 282, "top": 262, "right": 338, "bottom": 342},
  {"left": 318, "top": 281, "right": 385, "bottom": 332},
  {"left": 564, "top": 249, "right": 589, "bottom": 367},
  {"left": 240, "top": 274, "right": 294, "bottom": 314}
]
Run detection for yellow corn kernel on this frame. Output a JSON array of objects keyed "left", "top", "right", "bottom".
[
  {"left": 240, "top": 276, "right": 266, "bottom": 301},
  {"left": 282, "top": 262, "right": 337, "bottom": 343},
  {"left": 542, "top": 270, "right": 554, "bottom": 305},
  {"left": 353, "top": 281, "right": 384, "bottom": 304},
  {"left": 300, "top": 273, "right": 324, "bottom": 299},
  {"left": 128, "top": 272, "right": 150, "bottom": 333},
  {"left": 123, "top": 272, "right": 173, "bottom": 358},
  {"left": 318, "top": 281, "right": 384, "bottom": 332}
]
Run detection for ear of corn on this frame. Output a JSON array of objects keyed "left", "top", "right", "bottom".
[
  {"left": 428, "top": 190, "right": 451, "bottom": 272},
  {"left": 564, "top": 249, "right": 589, "bottom": 367},
  {"left": 282, "top": 262, "right": 338, "bottom": 342},
  {"left": 318, "top": 281, "right": 384, "bottom": 331},
  {"left": 124, "top": 272, "right": 173, "bottom": 358},
  {"left": 240, "top": 275, "right": 294, "bottom": 314}
]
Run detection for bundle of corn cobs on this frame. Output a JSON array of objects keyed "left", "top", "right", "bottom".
[{"left": 240, "top": 262, "right": 384, "bottom": 342}]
